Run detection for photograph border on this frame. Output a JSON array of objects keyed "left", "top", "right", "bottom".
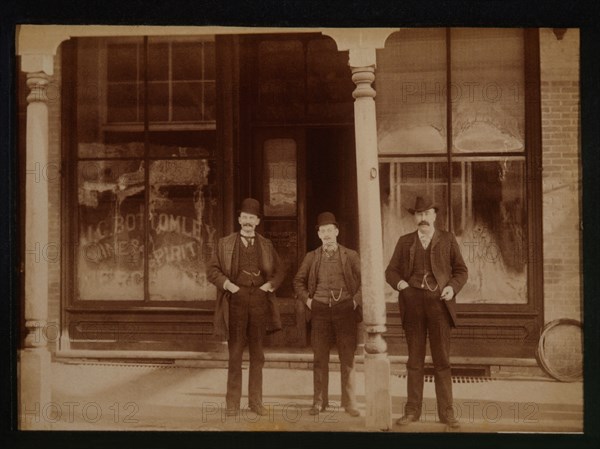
[{"left": 1, "top": 0, "right": 599, "bottom": 448}]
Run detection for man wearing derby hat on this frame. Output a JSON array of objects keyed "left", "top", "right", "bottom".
[
  {"left": 293, "top": 212, "right": 362, "bottom": 417},
  {"left": 385, "top": 195, "right": 468, "bottom": 431},
  {"left": 208, "top": 198, "right": 285, "bottom": 416}
]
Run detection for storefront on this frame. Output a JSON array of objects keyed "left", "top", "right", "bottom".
[
  {"left": 17, "top": 26, "right": 581, "bottom": 362},
  {"left": 51, "top": 32, "right": 359, "bottom": 352}
]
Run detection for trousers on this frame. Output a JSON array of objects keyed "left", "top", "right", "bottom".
[
  {"left": 227, "top": 286, "right": 267, "bottom": 409},
  {"left": 310, "top": 299, "right": 357, "bottom": 408},
  {"left": 402, "top": 286, "right": 455, "bottom": 421}
]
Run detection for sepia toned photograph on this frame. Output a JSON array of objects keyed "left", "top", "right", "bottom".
[{"left": 14, "top": 22, "right": 584, "bottom": 435}]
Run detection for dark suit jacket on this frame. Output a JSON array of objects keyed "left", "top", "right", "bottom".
[
  {"left": 385, "top": 229, "right": 468, "bottom": 327},
  {"left": 293, "top": 244, "right": 362, "bottom": 322},
  {"left": 208, "top": 232, "right": 285, "bottom": 340}
]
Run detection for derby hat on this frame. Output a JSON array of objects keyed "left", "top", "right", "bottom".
[
  {"left": 408, "top": 195, "right": 439, "bottom": 214},
  {"left": 238, "top": 198, "right": 261, "bottom": 217},
  {"left": 315, "top": 211, "right": 339, "bottom": 230}
]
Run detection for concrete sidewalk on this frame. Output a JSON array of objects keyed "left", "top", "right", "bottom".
[{"left": 36, "top": 361, "right": 583, "bottom": 432}]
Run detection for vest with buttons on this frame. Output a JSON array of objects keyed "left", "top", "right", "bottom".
[
  {"left": 235, "top": 238, "right": 265, "bottom": 286},
  {"left": 408, "top": 239, "right": 438, "bottom": 290},
  {"left": 313, "top": 249, "right": 351, "bottom": 304}
]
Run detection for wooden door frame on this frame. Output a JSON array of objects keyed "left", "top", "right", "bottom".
[{"left": 251, "top": 126, "right": 307, "bottom": 289}]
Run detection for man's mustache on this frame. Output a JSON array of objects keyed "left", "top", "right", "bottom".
[{"left": 418, "top": 220, "right": 430, "bottom": 226}]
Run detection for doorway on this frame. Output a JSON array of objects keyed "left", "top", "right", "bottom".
[
  {"left": 305, "top": 127, "right": 358, "bottom": 252},
  {"left": 251, "top": 125, "right": 358, "bottom": 347},
  {"left": 253, "top": 126, "right": 358, "bottom": 293}
]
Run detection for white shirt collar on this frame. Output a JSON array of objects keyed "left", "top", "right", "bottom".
[
  {"left": 418, "top": 229, "right": 435, "bottom": 247},
  {"left": 322, "top": 243, "right": 339, "bottom": 253},
  {"left": 418, "top": 229, "right": 434, "bottom": 239},
  {"left": 240, "top": 232, "right": 256, "bottom": 247}
]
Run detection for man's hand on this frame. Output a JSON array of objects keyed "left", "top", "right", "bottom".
[
  {"left": 224, "top": 279, "right": 240, "bottom": 294},
  {"left": 259, "top": 282, "right": 273, "bottom": 292},
  {"left": 306, "top": 298, "right": 313, "bottom": 310},
  {"left": 397, "top": 280, "right": 409, "bottom": 291},
  {"left": 440, "top": 286, "right": 454, "bottom": 301}
]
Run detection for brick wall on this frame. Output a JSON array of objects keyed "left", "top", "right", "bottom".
[{"left": 540, "top": 28, "right": 582, "bottom": 323}]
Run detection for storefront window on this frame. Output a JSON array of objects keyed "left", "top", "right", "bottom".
[
  {"left": 77, "top": 160, "right": 145, "bottom": 300},
  {"left": 377, "top": 28, "right": 529, "bottom": 304},
  {"left": 451, "top": 28, "right": 525, "bottom": 153},
  {"left": 380, "top": 159, "right": 527, "bottom": 304},
  {"left": 106, "top": 41, "right": 142, "bottom": 123},
  {"left": 148, "top": 159, "right": 217, "bottom": 301},
  {"left": 376, "top": 28, "right": 447, "bottom": 154},
  {"left": 73, "top": 36, "right": 219, "bottom": 303},
  {"left": 104, "top": 37, "right": 216, "bottom": 124},
  {"left": 454, "top": 159, "right": 527, "bottom": 303}
]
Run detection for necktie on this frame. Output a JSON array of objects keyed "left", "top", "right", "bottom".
[
  {"left": 324, "top": 245, "right": 337, "bottom": 257},
  {"left": 242, "top": 235, "right": 254, "bottom": 246}
]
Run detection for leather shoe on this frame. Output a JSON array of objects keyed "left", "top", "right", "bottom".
[
  {"left": 443, "top": 417, "right": 461, "bottom": 431},
  {"left": 225, "top": 407, "right": 239, "bottom": 417},
  {"left": 396, "top": 413, "right": 419, "bottom": 426},
  {"left": 345, "top": 407, "right": 360, "bottom": 417},
  {"left": 249, "top": 404, "right": 268, "bottom": 416},
  {"left": 308, "top": 405, "right": 320, "bottom": 415}
]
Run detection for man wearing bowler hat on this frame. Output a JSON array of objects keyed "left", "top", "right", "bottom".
[
  {"left": 385, "top": 195, "right": 468, "bottom": 431},
  {"left": 208, "top": 198, "right": 285, "bottom": 416},
  {"left": 293, "top": 212, "right": 362, "bottom": 417}
]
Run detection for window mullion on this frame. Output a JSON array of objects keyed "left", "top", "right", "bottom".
[
  {"left": 201, "top": 42, "right": 205, "bottom": 121},
  {"left": 143, "top": 36, "right": 150, "bottom": 303},
  {"left": 445, "top": 27, "right": 454, "bottom": 233},
  {"left": 136, "top": 42, "right": 141, "bottom": 122},
  {"left": 169, "top": 42, "right": 173, "bottom": 122}
]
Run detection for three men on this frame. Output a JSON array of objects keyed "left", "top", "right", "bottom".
[
  {"left": 293, "top": 212, "right": 362, "bottom": 417},
  {"left": 208, "top": 198, "right": 285, "bottom": 416},
  {"left": 209, "top": 195, "right": 467, "bottom": 426},
  {"left": 385, "top": 195, "right": 468, "bottom": 430}
]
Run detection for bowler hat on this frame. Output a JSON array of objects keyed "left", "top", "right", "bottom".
[
  {"left": 408, "top": 195, "right": 438, "bottom": 214},
  {"left": 315, "top": 211, "right": 338, "bottom": 230},
  {"left": 238, "top": 198, "right": 261, "bottom": 217}
]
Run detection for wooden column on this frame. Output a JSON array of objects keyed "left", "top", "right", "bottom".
[
  {"left": 350, "top": 48, "right": 392, "bottom": 431},
  {"left": 19, "top": 57, "right": 53, "bottom": 430}
]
